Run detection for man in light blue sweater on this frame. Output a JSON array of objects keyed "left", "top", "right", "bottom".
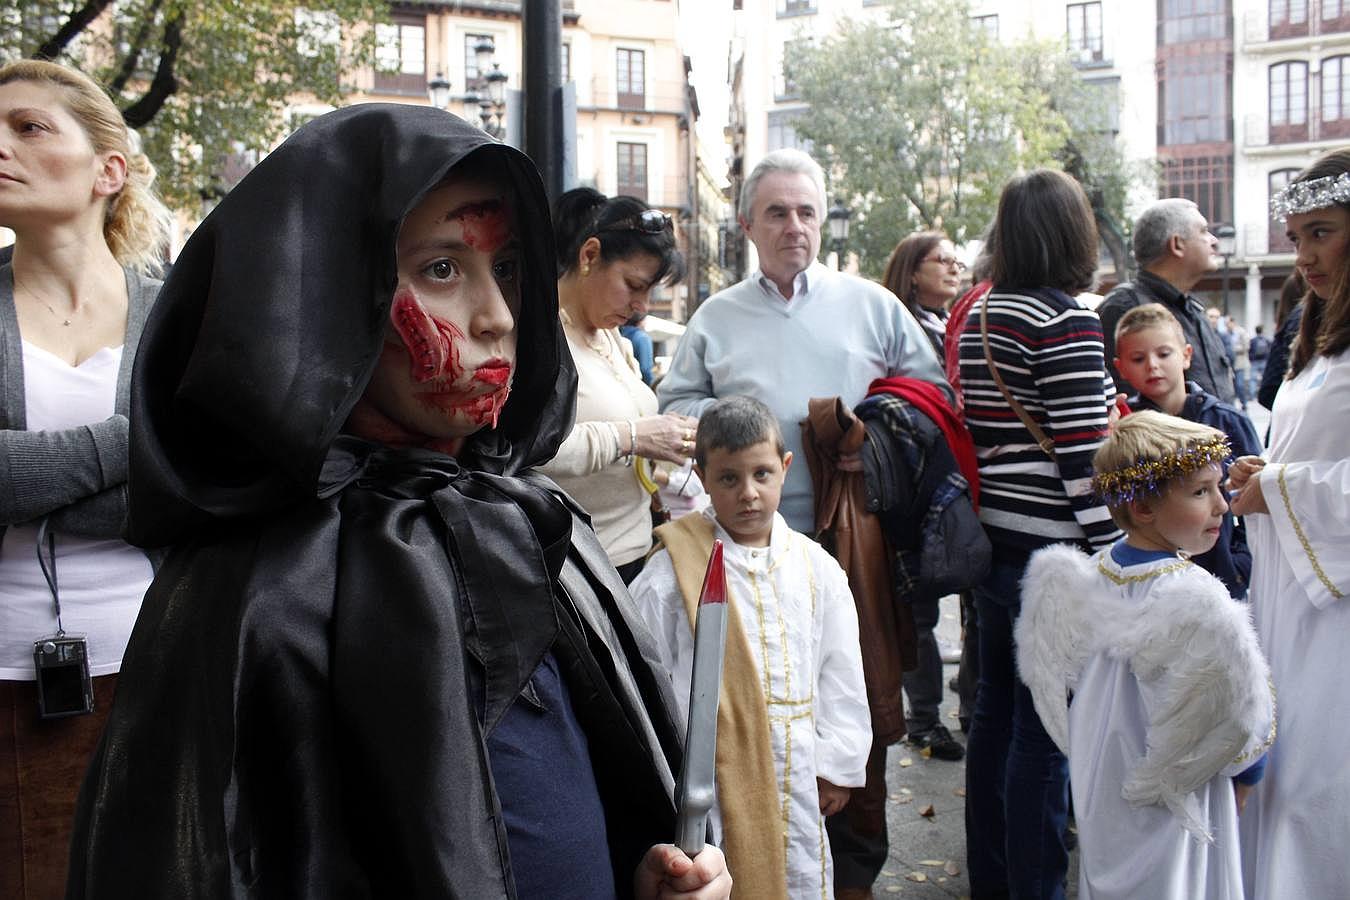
[
  {"left": 658, "top": 149, "right": 951, "bottom": 534},
  {"left": 657, "top": 148, "right": 952, "bottom": 900}
]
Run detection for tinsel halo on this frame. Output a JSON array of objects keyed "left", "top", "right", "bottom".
[
  {"left": 1271, "top": 171, "right": 1350, "bottom": 222},
  {"left": 1092, "top": 435, "right": 1232, "bottom": 505}
]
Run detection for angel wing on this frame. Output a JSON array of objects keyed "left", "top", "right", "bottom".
[
  {"left": 1116, "top": 567, "right": 1276, "bottom": 842},
  {"left": 1014, "top": 543, "right": 1103, "bottom": 754}
]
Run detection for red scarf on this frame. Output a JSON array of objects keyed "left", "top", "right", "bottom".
[{"left": 865, "top": 376, "right": 982, "bottom": 510}]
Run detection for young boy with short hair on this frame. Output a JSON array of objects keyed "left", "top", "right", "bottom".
[
  {"left": 630, "top": 395, "right": 872, "bottom": 900},
  {"left": 1016, "top": 411, "right": 1275, "bottom": 899},
  {"left": 1113, "top": 303, "right": 1262, "bottom": 599}
]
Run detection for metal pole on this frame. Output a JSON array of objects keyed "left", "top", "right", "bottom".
[
  {"left": 522, "top": 0, "right": 563, "bottom": 203},
  {"left": 1222, "top": 255, "right": 1231, "bottom": 315}
]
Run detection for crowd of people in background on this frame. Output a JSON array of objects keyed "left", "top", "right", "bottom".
[{"left": 3, "top": 56, "right": 1349, "bottom": 900}]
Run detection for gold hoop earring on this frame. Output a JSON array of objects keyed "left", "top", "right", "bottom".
[{"left": 581, "top": 264, "right": 591, "bottom": 277}]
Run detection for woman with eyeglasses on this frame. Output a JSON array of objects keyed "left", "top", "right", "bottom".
[
  {"left": 882, "top": 231, "right": 965, "bottom": 361},
  {"left": 544, "top": 188, "right": 698, "bottom": 582},
  {"left": 878, "top": 231, "right": 969, "bottom": 765},
  {"left": 0, "top": 60, "right": 169, "bottom": 898}
]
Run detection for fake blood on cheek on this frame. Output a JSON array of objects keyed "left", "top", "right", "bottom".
[{"left": 390, "top": 289, "right": 463, "bottom": 383}]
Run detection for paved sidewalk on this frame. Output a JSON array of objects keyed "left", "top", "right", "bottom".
[{"left": 868, "top": 595, "right": 1080, "bottom": 898}]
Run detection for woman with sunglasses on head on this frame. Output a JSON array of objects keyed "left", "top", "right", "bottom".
[
  {"left": 544, "top": 188, "right": 698, "bottom": 582},
  {"left": 1233, "top": 147, "right": 1350, "bottom": 899},
  {"left": 0, "top": 60, "right": 169, "bottom": 899}
]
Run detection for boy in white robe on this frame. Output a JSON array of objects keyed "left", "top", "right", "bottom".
[
  {"left": 1016, "top": 411, "right": 1275, "bottom": 900},
  {"left": 631, "top": 395, "right": 871, "bottom": 900}
]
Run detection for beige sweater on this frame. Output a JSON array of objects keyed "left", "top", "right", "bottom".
[{"left": 539, "top": 312, "right": 657, "bottom": 566}]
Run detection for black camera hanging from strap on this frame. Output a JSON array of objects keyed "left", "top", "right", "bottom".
[{"left": 32, "top": 519, "right": 95, "bottom": 719}]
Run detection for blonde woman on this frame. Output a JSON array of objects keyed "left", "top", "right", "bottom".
[{"left": 0, "top": 59, "right": 168, "bottom": 898}]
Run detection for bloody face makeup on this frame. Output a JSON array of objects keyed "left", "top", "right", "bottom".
[{"left": 346, "top": 175, "right": 522, "bottom": 452}]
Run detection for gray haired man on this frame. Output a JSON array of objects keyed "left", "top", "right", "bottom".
[{"left": 1097, "top": 198, "right": 1238, "bottom": 403}]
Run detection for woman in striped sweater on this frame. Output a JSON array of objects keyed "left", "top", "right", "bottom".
[{"left": 956, "top": 170, "right": 1120, "bottom": 900}]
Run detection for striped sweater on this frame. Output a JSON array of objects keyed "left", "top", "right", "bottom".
[{"left": 956, "top": 286, "right": 1120, "bottom": 555}]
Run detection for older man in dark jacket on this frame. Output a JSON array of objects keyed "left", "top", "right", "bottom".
[{"left": 1098, "top": 199, "right": 1238, "bottom": 404}]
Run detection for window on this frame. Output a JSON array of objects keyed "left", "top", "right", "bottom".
[
  {"left": 776, "top": 39, "right": 809, "bottom": 100},
  {"left": 1269, "top": 0, "right": 1309, "bottom": 37},
  {"left": 1323, "top": 56, "right": 1350, "bottom": 136},
  {"left": 464, "top": 34, "right": 494, "bottom": 86},
  {"left": 1067, "top": 2, "right": 1104, "bottom": 62},
  {"left": 1325, "top": 0, "right": 1350, "bottom": 32},
  {"left": 973, "top": 14, "right": 999, "bottom": 39},
  {"left": 1159, "top": 0, "right": 1229, "bottom": 43},
  {"left": 616, "top": 142, "right": 648, "bottom": 200},
  {"left": 562, "top": 42, "right": 571, "bottom": 83},
  {"left": 1083, "top": 77, "right": 1122, "bottom": 133},
  {"left": 616, "top": 48, "right": 646, "bottom": 109},
  {"left": 374, "top": 14, "right": 426, "bottom": 94},
  {"left": 1268, "top": 169, "right": 1299, "bottom": 252},
  {"left": 779, "top": 0, "right": 815, "bottom": 15},
  {"left": 1269, "top": 60, "right": 1309, "bottom": 143},
  {"left": 1159, "top": 54, "right": 1230, "bottom": 144},
  {"left": 1162, "top": 154, "right": 1233, "bottom": 225},
  {"left": 767, "top": 109, "right": 812, "bottom": 152}
]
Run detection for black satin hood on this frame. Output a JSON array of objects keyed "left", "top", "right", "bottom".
[{"left": 127, "top": 103, "right": 575, "bottom": 547}]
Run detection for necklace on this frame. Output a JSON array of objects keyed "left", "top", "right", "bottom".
[{"left": 16, "top": 280, "right": 75, "bottom": 326}]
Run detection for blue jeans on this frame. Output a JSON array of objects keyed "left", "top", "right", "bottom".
[{"left": 965, "top": 554, "right": 1069, "bottom": 900}]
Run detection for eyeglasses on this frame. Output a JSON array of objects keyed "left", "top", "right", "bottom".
[
  {"left": 922, "top": 254, "right": 967, "bottom": 272},
  {"left": 598, "top": 209, "right": 673, "bottom": 235}
]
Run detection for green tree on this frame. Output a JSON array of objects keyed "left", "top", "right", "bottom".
[
  {"left": 789, "top": 0, "right": 1148, "bottom": 277},
  {"left": 3, "top": 1, "right": 387, "bottom": 210}
]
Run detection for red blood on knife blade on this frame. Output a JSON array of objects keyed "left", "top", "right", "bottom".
[{"left": 699, "top": 540, "right": 726, "bottom": 605}]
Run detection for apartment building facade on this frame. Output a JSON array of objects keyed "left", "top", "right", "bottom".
[{"left": 721, "top": 0, "right": 1350, "bottom": 328}]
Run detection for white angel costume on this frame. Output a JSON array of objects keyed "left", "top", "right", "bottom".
[
  {"left": 1239, "top": 348, "right": 1350, "bottom": 899},
  {"left": 1017, "top": 543, "right": 1275, "bottom": 900},
  {"left": 630, "top": 509, "right": 872, "bottom": 900}
]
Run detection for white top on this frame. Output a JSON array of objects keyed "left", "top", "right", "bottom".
[
  {"left": 0, "top": 341, "right": 153, "bottom": 679},
  {"left": 539, "top": 313, "right": 657, "bottom": 567},
  {"left": 657, "top": 262, "right": 951, "bottom": 532},
  {"left": 1240, "top": 348, "right": 1350, "bottom": 899},
  {"left": 630, "top": 510, "right": 872, "bottom": 899}
]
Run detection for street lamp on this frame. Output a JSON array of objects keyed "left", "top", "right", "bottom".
[
  {"left": 481, "top": 64, "right": 508, "bottom": 138},
  {"left": 426, "top": 72, "right": 451, "bottom": 110},
  {"left": 1214, "top": 224, "right": 1237, "bottom": 315},
  {"left": 826, "top": 201, "right": 851, "bottom": 270},
  {"left": 427, "top": 38, "right": 507, "bottom": 139}
]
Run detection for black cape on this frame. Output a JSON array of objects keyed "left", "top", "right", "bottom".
[{"left": 67, "top": 105, "right": 683, "bottom": 898}]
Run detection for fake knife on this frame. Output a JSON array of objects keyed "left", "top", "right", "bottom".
[{"left": 674, "top": 539, "right": 728, "bottom": 857}]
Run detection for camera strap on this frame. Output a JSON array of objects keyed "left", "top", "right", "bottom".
[{"left": 34, "top": 518, "right": 65, "bottom": 637}]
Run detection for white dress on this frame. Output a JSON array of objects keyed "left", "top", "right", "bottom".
[
  {"left": 630, "top": 510, "right": 872, "bottom": 900},
  {"left": 1240, "top": 349, "right": 1350, "bottom": 900},
  {"left": 1018, "top": 544, "right": 1274, "bottom": 900}
]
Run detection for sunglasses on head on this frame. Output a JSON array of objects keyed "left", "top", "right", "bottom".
[{"left": 598, "top": 208, "right": 673, "bottom": 235}]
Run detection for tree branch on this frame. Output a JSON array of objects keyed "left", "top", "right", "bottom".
[
  {"left": 34, "top": 0, "right": 115, "bottom": 60},
  {"left": 109, "top": 0, "right": 165, "bottom": 94},
  {"left": 122, "top": 13, "right": 183, "bottom": 128}
]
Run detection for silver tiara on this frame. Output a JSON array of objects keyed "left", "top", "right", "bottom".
[{"left": 1271, "top": 171, "right": 1350, "bottom": 222}]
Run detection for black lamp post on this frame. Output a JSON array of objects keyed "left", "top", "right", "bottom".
[
  {"left": 426, "top": 72, "right": 450, "bottom": 110},
  {"left": 826, "top": 201, "right": 851, "bottom": 270},
  {"left": 1215, "top": 224, "right": 1237, "bottom": 315}
]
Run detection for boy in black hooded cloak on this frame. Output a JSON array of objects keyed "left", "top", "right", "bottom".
[{"left": 65, "top": 105, "right": 730, "bottom": 899}]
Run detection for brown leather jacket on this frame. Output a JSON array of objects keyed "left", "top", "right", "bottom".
[{"left": 801, "top": 396, "right": 916, "bottom": 746}]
